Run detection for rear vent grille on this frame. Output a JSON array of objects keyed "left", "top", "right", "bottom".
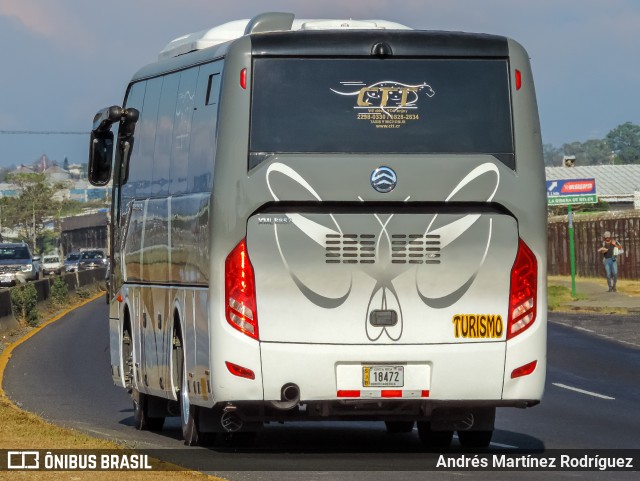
[
  {"left": 325, "top": 234, "right": 376, "bottom": 264},
  {"left": 390, "top": 234, "right": 441, "bottom": 264},
  {"left": 324, "top": 234, "right": 441, "bottom": 264}
]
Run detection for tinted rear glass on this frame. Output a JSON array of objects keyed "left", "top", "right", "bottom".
[{"left": 250, "top": 58, "right": 514, "bottom": 167}]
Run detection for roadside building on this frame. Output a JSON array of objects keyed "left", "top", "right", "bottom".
[{"left": 545, "top": 165, "right": 640, "bottom": 210}]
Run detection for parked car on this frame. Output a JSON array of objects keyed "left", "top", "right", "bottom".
[
  {"left": 79, "top": 250, "right": 107, "bottom": 270},
  {"left": 0, "top": 243, "right": 41, "bottom": 286},
  {"left": 64, "top": 252, "right": 82, "bottom": 272},
  {"left": 42, "top": 255, "right": 64, "bottom": 276}
]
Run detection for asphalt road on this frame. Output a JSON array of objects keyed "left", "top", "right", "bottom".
[{"left": 3, "top": 300, "right": 640, "bottom": 479}]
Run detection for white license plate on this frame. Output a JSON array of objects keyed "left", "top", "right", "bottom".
[
  {"left": 0, "top": 275, "right": 12, "bottom": 283},
  {"left": 363, "top": 365, "right": 404, "bottom": 387}
]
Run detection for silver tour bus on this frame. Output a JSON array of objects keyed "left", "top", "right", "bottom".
[{"left": 89, "top": 12, "right": 547, "bottom": 448}]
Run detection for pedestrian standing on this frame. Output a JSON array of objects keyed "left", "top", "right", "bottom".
[{"left": 597, "top": 231, "right": 623, "bottom": 292}]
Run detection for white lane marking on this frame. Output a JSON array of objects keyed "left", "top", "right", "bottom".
[
  {"left": 550, "top": 320, "right": 640, "bottom": 349},
  {"left": 553, "top": 383, "right": 615, "bottom": 400}
]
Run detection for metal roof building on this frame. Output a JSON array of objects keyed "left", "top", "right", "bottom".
[{"left": 546, "top": 165, "right": 640, "bottom": 207}]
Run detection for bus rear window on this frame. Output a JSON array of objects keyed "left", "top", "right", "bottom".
[{"left": 250, "top": 58, "right": 514, "bottom": 168}]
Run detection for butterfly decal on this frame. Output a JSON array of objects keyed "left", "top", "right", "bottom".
[{"left": 265, "top": 162, "right": 500, "bottom": 341}]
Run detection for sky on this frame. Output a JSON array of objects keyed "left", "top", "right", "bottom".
[{"left": 1, "top": 0, "right": 639, "bottom": 169}]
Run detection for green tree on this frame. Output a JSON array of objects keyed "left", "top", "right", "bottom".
[
  {"left": 543, "top": 143, "right": 563, "bottom": 166},
  {"left": 63, "top": 157, "right": 69, "bottom": 172},
  {"left": 4, "top": 173, "right": 65, "bottom": 253},
  {"left": 606, "top": 122, "right": 640, "bottom": 164},
  {"left": 562, "top": 139, "right": 612, "bottom": 166}
]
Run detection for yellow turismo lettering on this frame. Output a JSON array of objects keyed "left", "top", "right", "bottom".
[{"left": 452, "top": 314, "right": 504, "bottom": 339}]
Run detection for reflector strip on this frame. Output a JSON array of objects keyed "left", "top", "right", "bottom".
[
  {"left": 337, "top": 390, "right": 429, "bottom": 398},
  {"left": 381, "top": 390, "right": 403, "bottom": 398},
  {"left": 515, "top": 69, "right": 522, "bottom": 90},
  {"left": 337, "top": 390, "right": 360, "bottom": 398},
  {"left": 511, "top": 360, "right": 537, "bottom": 379},
  {"left": 225, "top": 361, "right": 255, "bottom": 380}
]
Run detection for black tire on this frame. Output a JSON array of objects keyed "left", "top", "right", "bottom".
[
  {"left": 132, "top": 390, "right": 165, "bottom": 431},
  {"left": 457, "top": 430, "right": 493, "bottom": 448},
  {"left": 220, "top": 431, "right": 257, "bottom": 447},
  {"left": 417, "top": 422, "right": 453, "bottom": 450},
  {"left": 176, "top": 329, "right": 213, "bottom": 446},
  {"left": 125, "top": 328, "right": 164, "bottom": 431},
  {"left": 384, "top": 421, "right": 415, "bottom": 433}
]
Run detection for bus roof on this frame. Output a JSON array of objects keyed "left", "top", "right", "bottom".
[
  {"left": 158, "top": 13, "right": 411, "bottom": 60},
  {"left": 131, "top": 12, "right": 511, "bottom": 84}
]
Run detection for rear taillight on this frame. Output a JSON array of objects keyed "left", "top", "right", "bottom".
[
  {"left": 515, "top": 69, "right": 522, "bottom": 90},
  {"left": 240, "top": 68, "right": 247, "bottom": 89},
  {"left": 225, "top": 239, "right": 258, "bottom": 340},
  {"left": 508, "top": 239, "right": 537, "bottom": 339}
]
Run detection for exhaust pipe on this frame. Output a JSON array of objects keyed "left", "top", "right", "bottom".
[
  {"left": 270, "top": 383, "right": 300, "bottom": 410},
  {"left": 221, "top": 405, "right": 243, "bottom": 432}
]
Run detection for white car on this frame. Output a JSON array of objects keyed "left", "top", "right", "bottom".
[{"left": 42, "top": 255, "right": 64, "bottom": 276}]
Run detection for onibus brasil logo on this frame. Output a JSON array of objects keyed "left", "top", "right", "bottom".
[{"left": 331, "top": 80, "right": 435, "bottom": 119}]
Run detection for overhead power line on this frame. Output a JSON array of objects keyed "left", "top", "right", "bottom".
[{"left": 0, "top": 130, "right": 90, "bottom": 135}]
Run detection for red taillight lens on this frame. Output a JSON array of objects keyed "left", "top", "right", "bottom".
[
  {"left": 515, "top": 69, "right": 522, "bottom": 90},
  {"left": 225, "top": 239, "right": 258, "bottom": 340},
  {"left": 225, "top": 361, "right": 255, "bottom": 380},
  {"left": 511, "top": 360, "right": 537, "bottom": 379},
  {"left": 240, "top": 68, "right": 247, "bottom": 89},
  {"left": 508, "top": 239, "right": 537, "bottom": 339}
]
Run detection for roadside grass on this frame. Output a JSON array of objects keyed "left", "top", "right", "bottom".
[
  {"left": 547, "top": 284, "right": 586, "bottom": 311},
  {"left": 0, "top": 287, "right": 222, "bottom": 481},
  {"left": 548, "top": 275, "right": 640, "bottom": 296}
]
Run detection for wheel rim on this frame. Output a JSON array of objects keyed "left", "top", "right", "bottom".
[
  {"left": 122, "top": 331, "right": 133, "bottom": 392},
  {"left": 181, "top": 350, "right": 189, "bottom": 423}
]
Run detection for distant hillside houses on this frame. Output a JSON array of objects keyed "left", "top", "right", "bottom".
[
  {"left": 545, "top": 164, "right": 640, "bottom": 210},
  {"left": 0, "top": 154, "right": 109, "bottom": 202}
]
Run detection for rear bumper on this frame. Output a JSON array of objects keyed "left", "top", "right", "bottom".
[{"left": 212, "top": 336, "right": 545, "bottom": 405}]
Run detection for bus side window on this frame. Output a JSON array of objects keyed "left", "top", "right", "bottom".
[
  {"left": 153, "top": 73, "right": 180, "bottom": 197},
  {"left": 170, "top": 68, "right": 199, "bottom": 196},
  {"left": 134, "top": 77, "right": 162, "bottom": 199},
  {"left": 189, "top": 61, "right": 223, "bottom": 193},
  {"left": 206, "top": 72, "right": 221, "bottom": 106},
  {"left": 120, "top": 81, "right": 146, "bottom": 208}
]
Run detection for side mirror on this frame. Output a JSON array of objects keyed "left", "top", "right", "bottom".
[
  {"left": 89, "top": 130, "right": 114, "bottom": 186},
  {"left": 117, "top": 108, "right": 139, "bottom": 186},
  {"left": 88, "top": 106, "right": 123, "bottom": 186}
]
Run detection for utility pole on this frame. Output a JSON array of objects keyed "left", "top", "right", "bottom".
[{"left": 32, "top": 202, "right": 37, "bottom": 251}]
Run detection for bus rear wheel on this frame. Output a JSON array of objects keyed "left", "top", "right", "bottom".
[
  {"left": 385, "top": 421, "right": 415, "bottom": 433},
  {"left": 457, "top": 430, "right": 493, "bottom": 448},
  {"left": 176, "top": 331, "right": 213, "bottom": 446},
  {"left": 132, "top": 390, "right": 165, "bottom": 431},
  {"left": 417, "top": 422, "right": 453, "bottom": 450},
  {"left": 124, "top": 328, "right": 164, "bottom": 431}
]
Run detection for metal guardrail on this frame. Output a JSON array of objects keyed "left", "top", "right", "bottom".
[{"left": 0, "top": 268, "right": 106, "bottom": 333}]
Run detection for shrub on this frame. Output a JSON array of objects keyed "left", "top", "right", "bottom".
[
  {"left": 10, "top": 283, "right": 40, "bottom": 327},
  {"left": 50, "top": 276, "right": 69, "bottom": 308},
  {"left": 75, "top": 287, "right": 91, "bottom": 300}
]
